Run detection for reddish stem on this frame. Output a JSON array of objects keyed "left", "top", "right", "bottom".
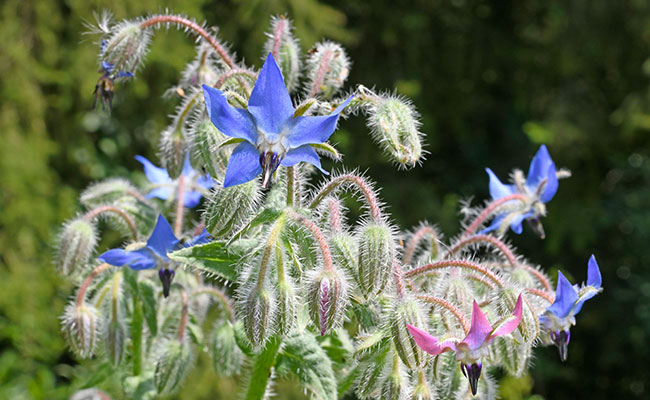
[
  {"left": 76, "top": 264, "right": 112, "bottom": 306},
  {"left": 310, "top": 174, "right": 382, "bottom": 223},
  {"left": 525, "top": 288, "right": 554, "bottom": 304},
  {"left": 403, "top": 225, "right": 439, "bottom": 265},
  {"left": 405, "top": 260, "right": 505, "bottom": 288},
  {"left": 271, "top": 17, "right": 287, "bottom": 59},
  {"left": 309, "top": 48, "right": 333, "bottom": 97},
  {"left": 84, "top": 205, "right": 139, "bottom": 240},
  {"left": 392, "top": 260, "right": 406, "bottom": 298},
  {"left": 463, "top": 194, "right": 528, "bottom": 236},
  {"left": 213, "top": 68, "right": 257, "bottom": 89},
  {"left": 177, "top": 288, "right": 189, "bottom": 340},
  {"left": 192, "top": 287, "right": 235, "bottom": 322},
  {"left": 445, "top": 234, "right": 518, "bottom": 266},
  {"left": 327, "top": 197, "right": 342, "bottom": 233},
  {"left": 289, "top": 211, "right": 333, "bottom": 271},
  {"left": 416, "top": 295, "right": 471, "bottom": 335}
]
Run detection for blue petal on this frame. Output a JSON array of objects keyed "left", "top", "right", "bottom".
[
  {"left": 182, "top": 153, "right": 194, "bottom": 177},
  {"left": 509, "top": 213, "right": 528, "bottom": 234},
  {"left": 202, "top": 85, "right": 257, "bottom": 143},
  {"left": 185, "top": 229, "right": 211, "bottom": 247},
  {"left": 146, "top": 187, "right": 174, "bottom": 201},
  {"left": 183, "top": 191, "right": 203, "bottom": 208},
  {"left": 547, "top": 271, "right": 579, "bottom": 318},
  {"left": 115, "top": 71, "right": 135, "bottom": 78},
  {"left": 526, "top": 145, "right": 554, "bottom": 188},
  {"left": 479, "top": 215, "right": 504, "bottom": 234},
  {"left": 102, "top": 61, "right": 113, "bottom": 74},
  {"left": 540, "top": 162, "right": 558, "bottom": 203},
  {"left": 486, "top": 168, "right": 515, "bottom": 200},
  {"left": 247, "top": 54, "right": 295, "bottom": 134},
  {"left": 196, "top": 173, "right": 214, "bottom": 191},
  {"left": 587, "top": 255, "right": 602, "bottom": 289},
  {"left": 146, "top": 215, "right": 180, "bottom": 258},
  {"left": 127, "top": 248, "right": 159, "bottom": 270},
  {"left": 223, "top": 142, "right": 262, "bottom": 187},
  {"left": 286, "top": 96, "right": 354, "bottom": 148},
  {"left": 136, "top": 156, "right": 172, "bottom": 185},
  {"left": 280, "top": 145, "right": 328, "bottom": 174},
  {"left": 98, "top": 248, "right": 144, "bottom": 267}
]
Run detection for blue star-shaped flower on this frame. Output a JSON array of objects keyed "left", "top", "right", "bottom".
[
  {"left": 136, "top": 154, "right": 214, "bottom": 208},
  {"left": 539, "top": 255, "right": 602, "bottom": 361},
  {"left": 202, "top": 53, "right": 353, "bottom": 188},
  {"left": 98, "top": 215, "right": 210, "bottom": 296},
  {"left": 482, "top": 145, "right": 559, "bottom": 236}
]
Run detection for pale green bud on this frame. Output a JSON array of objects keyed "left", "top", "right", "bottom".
[
  {"left": 380, "top": 352, "right": 410, "bottom": 400},
  {"left": 356, "top": 340, "right": 391, "bottom": 399},
  {"left": 330, "top": 233, "right": 359, "bottom": 283},
  {"left": 307, "top": 267, "right": 348, "bottom": 336},
  {"left": 204, "top": 180, "right": 261, "bottom": 238},
  {"left": 357, "top": 223, "right": 395, "bottom": 297},
  {"left": 159, "top": 125, "right": 188, "bottom": 179},
  {"left": 112, "top": 195, "right": 157, "bottom": 236},
  {"left": 79, "top": 178, "right": 139, "bottom": 207},
  {"left": 304, "top": 41, "right": 350, "bottom": 98},
  {"left": 100, "top": 19, "right": 152, "bottom": 74},
  {"left": 105, "top": 320, "right": 127, "bottom": 366},
  {"left": 154, "top": 339, "right": 193, "bottom": 395},
  {"left": 242, "top": 287, "right": 275, "bottom": 347},
  {"left": 390, "top": 298, "right": 427, "bottom": 369},
  {"left": 263, "top": 16, "right": 302, "bottom": 92},
  {"left": 211, "top": 322, "right": 244, "bottom": 376},
  {"left": 275, "top": 279, "right": 296, "bottom": 336},
  {"left": 368, "top": 96, "right": 423, "bottom": 169},
  {"left": 62, "top": 303, "right": 99, "bottom": 359},
  {"left": 492, "top": 337, "right": 531, "bottom": 377},
  {"left": 189, "top": 115, "right": 230, "bottom": 180},
  {"left": 57, "top": 218, "right": 97, "bottom": 276}
]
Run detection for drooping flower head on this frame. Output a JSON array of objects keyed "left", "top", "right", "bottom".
[
  {"left": 202, "top": 53, "right": 353, "bottom": 188},
  {"left": 98, "top": 215, "right": 210, "bottom": 296},
  {"left": 94, "top": 40, "right": 135, "bottom": 112},
  {"left": 483, "top": 145, "right": 562, "bottom": 237},
  {"left": 136, "top": 154, "right": 214, "bottom": 208},
  {"left": 407, "top": 294, "right": 523, "bottom": 395},
  {"left": 539, "top": 255, "right": 602, "bottom": 361}
]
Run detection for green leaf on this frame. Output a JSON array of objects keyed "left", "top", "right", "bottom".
[
  {"left": 276, "top": 332, "right": 337, "bottom": 400},
  {"left": 230, "top": 208, "right": 284, "bottom": 242},
  {"left": 168, "top": 241, "right": 239, "bottom": 281},
  {"left": 244, "top": 336, "right": 282, "bottom": 400},
  {"left": 138, "top": 281, "right": 157, "bottom": 337}
]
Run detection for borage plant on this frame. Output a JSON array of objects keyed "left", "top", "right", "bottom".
[{"left": 56, "top": 11, "right": 602, "bottom": 400}]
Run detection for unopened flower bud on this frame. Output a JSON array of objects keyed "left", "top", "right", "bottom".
[
  {"left": 57, "top": 218, "right": 97, "bottom": 276},
  {"left": 275, "top": 279, "right": 296, "bottom": 335},
  {"left": 101, "top": 20, "right": 152, "bottom": 74},
  {"left": 204, "top": 180, "right": 261, "bottom": 238},
  {"left": 79, "top": 178, "right": 139, "bottom": 207},
  {"left": 307, "top": 268, "right": 348, "bottom": 336},
  {"left": 263, "top": 16, "right": 301, "bottom": 92},
  {"left": 305, "top": 41, "right": 350, "bottom": 98},
  {"left": 357, "top": 223, "right": 395, "bottom": 297},
  {"left": 355, "top": 343, "right": 390, "bottom": 399},
  {"left": 390, "top": 298, "right": 427, "bottom": 369},
  {"left": 329, "top": 233, "right": 359, "bottom": 283},
  {"left": 498, "top": 289, "right": 538, "bottom": 343},
  {"left": 62, "top": 303, "right": 99, "bottom": 358},
  {"left": 368, "top": 96, "right": 423, "bottom": 169},
  {"left": 242, "top": 287, "right": 275, "bottom": 347},
  {"left": 105, "top": 320, "right": 127, "bottom": 366},
  {"left": 159, "top": 126, "right": 188, "bottom": 179},
  {"left": 154, "top": 339, "right": 193, "bottom": 395},
  {"left": 492, "top": 337, "right": 531, "bottom": 377},
  {"left": 190, "top": 115, "right": 229, "bottom": 180},
  {"left": 211, "top": 322, "right": 244, "bottom": 376},
  {"left": 380, "top": 354, "right": 410, "bottom": 400}
]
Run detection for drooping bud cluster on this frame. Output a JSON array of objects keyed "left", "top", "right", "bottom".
[{"left": 304, "top": 41, "right": 350, "bottom": 98}]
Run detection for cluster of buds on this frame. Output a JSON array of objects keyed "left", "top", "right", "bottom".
[{"left": 61, "top": 11, "right": 601, "bottom": 400}]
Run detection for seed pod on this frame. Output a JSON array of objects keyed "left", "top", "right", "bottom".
[
  {"left": 390, "top": 297, "right": 427, "bottom": 369},
  {"left": 154, "top": 339, "right": 193, "bottom": 395},
  {"left": 330, "top": 233, "right": 359, "bottom": 283},
  {"left": 304, "top": 41, "right": 350, "bottom": 98},
  {"left": 367, "top": 96, "right": 423, "bottom": 169},
  {"left": 101, "top": 19, "right": 152, "bottom": 74},
  {"left": 190, "top": 115, "right": 230, "bottom": 180},
  {"left": 159, "top": 125, "right": 188, "bottom": 179},
  {"left": 62, "top": 303, "right": 99, "bottom": 358},
  {"left": 211, "top": 322, "right": 244, "bottom": 376},
  {"left": 105, "top": 320, "right": 127, "bottom": 366},
  {"left": 57, "top": 218, "right": 97, "bottom": 277},
  {"left": 79, "top": 178, "right": 139, "bottom": 208},
  {"left": 204, "top": 180, "right": 261, "bottom": 238},
  {"left": 307, "top": 267, "right": 348, "bottom": 336},
  {"left": 263, "top": 16, "right": 302, "bottom": 92},
  {"left": 242, "top": 287, "right": 275, "bottom": 347},
  {"left": 357, "top": 223, "right": 395, "bottom": 297}
]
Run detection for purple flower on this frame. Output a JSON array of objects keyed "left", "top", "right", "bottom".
[
  {"left": 98, "top": 215, "right": 210, "bottom": 296},
  {"left": 482, "top": 145, "right": 559, "bottom": 237},
  {"left": 136, "top": 154, "right": 214, "bottom": 208},
  {"left": 539, "top": 255, "right": 602, "bottom": 361},
  {"left": 202, "top": 53, "right": 353, "bottom": 188},
  {"left": 407, "top": 294, "right": 523, "bottom": 395}
]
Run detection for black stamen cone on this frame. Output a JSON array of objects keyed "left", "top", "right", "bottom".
[
  {"left": 462, "top": 362, "right": 482, "bottom": 396},
  {"left": 158, "top": 268, "right": 175, "bottom": 297},
  {"left": 552, "top": 330, "right": 570, "bottom": 362},
  {"left": 526, "top": 217, "right": 546, "bottom": 239}
]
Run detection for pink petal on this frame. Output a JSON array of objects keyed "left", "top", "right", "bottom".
[
  {"left": 463, "top": 300, "right": 493, "bottom": 350},
  {"left": 490, "top": 294, "right": 523, "bottom": 340},
  {"left": 406, "top": 324, "right": 453, "bottom": 356}
]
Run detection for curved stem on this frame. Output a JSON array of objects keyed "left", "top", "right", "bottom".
[
  {"left": 403, "top": 225, "right": 440, "bottom": 265},
  {"left": 288, "top": 211, "right": 333, "bottom": 271},
  {"left": 271, "top": 17, "right": 287, "bottom": 59},
  {"left": 463, "top": 194, "right": 527, "bottom": 236},
  {"left": 392, "top": 260, "right": 406, "bottom": 298},
  {"left": 405, "top": 260, "right": 505, "bottom": 288},
  {"left": 327, "top": 197, "right": 342, "bottom": 234},
  {"left": 84, "top": 206, "right": 139, "bottom": 240},
  {"left": 177, "top": 287, "right": 189, "bottom": 341},
  {"left": 213, "top": 68, "right": 256, "bottom": 91},
  {"left": 257, "top": 214, "right": 287, "bottom": 290},
  {"left": 309, "top": 174, "right": 382, "bottom": 223},
  {"left": 140, "top": 15, "right": 235, "bottom": 69},
  {"left": 416, "top": 295, "right": 471, "bottom": 335},
  {"left": 191, "top": 287, "right": 235, "bottom": 322},
  {"left": 445, "top": 234, "right": 517, "bottom": 266},
  {"left": 174, "top": 175, "right": 185, "bottom": 236},
  {"left": 76, "top": 264, "right": 112, "bottom": 306},
  {"left": 525, "top": 288, "right": 554, "bottom": 304},
  {"left": 110, "top": 271, "right": 122, "bottom": 321}
]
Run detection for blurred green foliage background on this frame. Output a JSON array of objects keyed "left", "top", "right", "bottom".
[{"left": 1, "top": 0, "right": 649, "bottom": 398}]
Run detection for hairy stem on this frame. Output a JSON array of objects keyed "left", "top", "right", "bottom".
[
  {"left": 392, "top": 260, "right": 406, "bottom": 298},
  {"left": 416, "top": 295, "right": 471, "bottom": 335},
  {"left": 131, "top": 293, "right": 143, "bottom": 376},
  {"left": 76, "top": 263, "right": 112, "bottom": 306},
  {"left": 309, "top": 174, "right": 382, "bottom": 222},
  {"left": 84, "top": 206, "right": 139, "bottom": 240},
  {"left": 445, "top": 234, "right": 517, "bottom": 266},
  {"left": 463, "top": 194, "right": 528, "bottom": 236},
  {"left": 403, "top": 225, "right": 439, "bottom": 265},
  {"left": 191, "top": 287, "right": 235, "bottom": 322},
  {"left": 525, "top": 288, "right": 554, "bottom": 304},
  {"left": 309, "top": 48, "right": 333, "bottom": 97},
  {"left": 288, "top": 211, "right": 333, "bottom": 271},
  {"left": 327, "top": 197, "right": 343, "bottom": 233},
  {"left": 286, "top": 167, "right": 295, "bottom": 208},
  {"left": 405, "top": 260, "right": 505, "bottom": 288},
  {"left": 257, "top": 214, "right": 287, "bottom": 290},
  {"left": 177, "top": 288, "right": 189, "bottom": 340}
]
